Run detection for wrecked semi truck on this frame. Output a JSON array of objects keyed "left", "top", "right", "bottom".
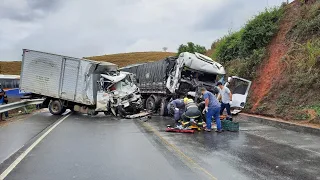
[
  {"left": 121, "top": 52, "right": 226, "bottom": 115},
  {"left": 20, "top": 49, "right": 142, "bottom": 116}
]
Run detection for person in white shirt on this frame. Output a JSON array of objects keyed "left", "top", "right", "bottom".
[{"left": 217, "top": 82, "right": 232, "bottom": 119}]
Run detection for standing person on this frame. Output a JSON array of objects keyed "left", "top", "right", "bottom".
[
  {"left": 0, "top": 84, "right": 5, "bottom": 120},
  {"left": 0, "top": 84, "right": 9, "bottom": 118},
  {"left": 201, "top": 87, "right": 222, "bottom": 132},
  {"left": 3, "top": 92, "right": 9, "bottom": 118},
  {"left": 167, "top": 98, "right": 185, "bottom": 125},
  {"left": 217, "top": 82, "right": 232, "bottom": 119}
]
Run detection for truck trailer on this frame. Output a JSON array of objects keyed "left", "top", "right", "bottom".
[
  {"left": 20, "top": 49, "right": 142, "bottom": 116},
  {"left": 121, "top": 52, "right": 227, "bottom": 115}
]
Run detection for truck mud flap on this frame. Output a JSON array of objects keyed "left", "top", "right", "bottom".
[{"left": 125, "top": 111, "right": 151, "bottom": 119}]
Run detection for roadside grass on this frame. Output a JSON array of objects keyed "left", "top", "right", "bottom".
[{"left": 288, "top": 0, "right": 320, "bottom": 42}]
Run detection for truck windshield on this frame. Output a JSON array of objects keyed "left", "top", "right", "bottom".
[
  {"left": 113, "top": 75, "right": 134, "bottom": 91},
  {"left": 121, "top": 75, "right": 132, "bottom": 86},
  {"left": 181, "top": 69, "right": 217, "bottom": 84}
]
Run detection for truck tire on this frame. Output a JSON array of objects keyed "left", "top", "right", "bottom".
[
  {"left": 49, "top": 100, "right": 64, "bottom": 115},
  {"left": 159, "top": 98, "right": 168, "bottom": 116},
  {"left": 117, "top": 106, "right": 127, "bottom": 118},
  {"left": 146, "top": 96, "right": 156, "bottom": 111},
  {"left": 150, "top": 95, "right": 160, "bottom": 108},
  {"left": 87, "top": 109, "right": 98, "bottom": 116}
]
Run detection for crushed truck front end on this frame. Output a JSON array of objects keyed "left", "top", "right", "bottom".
[
  {"left": 98, "top": 72, "right": 142, "bottom": 117},
  {"left": 166, "top": 52, "right": 226, "bottom": 97}
]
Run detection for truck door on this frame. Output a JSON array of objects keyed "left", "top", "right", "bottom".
[
  {"left": 60, "top": 58, "right": 80, "bottom": 100},
  {"left": 227, "top": 76, "right": 252, "bottom": 108}
]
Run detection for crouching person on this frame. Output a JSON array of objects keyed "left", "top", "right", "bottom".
[
  {"left": 181, "top": 98, "right": 202, "bottom": 128},
  {"left": 167, "top": 98, "right": 185, "bottom": 125}
]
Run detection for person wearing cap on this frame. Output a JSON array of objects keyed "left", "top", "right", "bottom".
[
  {"left": 181, "top": 97, "right": 202, "bottom": 126},
  {"left": 217, "top": 82, "right": 232, "bottom": 119},
  {"left": 200, "top": 87, "right": 222, "bottom": 132},
  {"left": 167, "top": 98, "right": 185, "bottom": 124}
]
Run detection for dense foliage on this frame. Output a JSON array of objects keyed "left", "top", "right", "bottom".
[
  {"left": 288, "top": 1, "right": 320, "bottom": 41},
  {"left": 177, "top": 42, "right": 207, "bottom": 55},
  {"left": 212, "top": 7, "right": 284, "bottom": 79}
]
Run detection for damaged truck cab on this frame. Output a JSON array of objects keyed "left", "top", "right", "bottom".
[
  {"left": 96, "top": 72, "right": 142, "bottom": 117},
  {"left": 167, "top": 52, "right": 226, "bottom": 98}
]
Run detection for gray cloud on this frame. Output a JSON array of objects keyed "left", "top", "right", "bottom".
[
  {"left": 195, "top": 1, "right": 244, "bottom": 31},
  {"left": 0, "top": 0, "right": 292, "bottom": 60},
  {"left": 0, "top": 0, "right": 61, "bottom": 22}
]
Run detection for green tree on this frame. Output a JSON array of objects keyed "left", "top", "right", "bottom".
[{"left": 177, "top": 42, "right": 207, "bottom": 55}]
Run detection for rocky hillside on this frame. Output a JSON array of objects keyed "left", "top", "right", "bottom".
[{"left": 211, "top": 0, "right": 320, "bottom": 123}]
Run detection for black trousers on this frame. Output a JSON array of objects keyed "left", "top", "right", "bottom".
[
  {"left": 220, "top": 103, "right": 231, "bottom": 116},
  {"left": 181, "top": 107, "right": 202, "bottom": 122}
]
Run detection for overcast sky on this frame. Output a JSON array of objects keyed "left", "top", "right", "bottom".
[{"left": 0, "top": 0, "right": 292, "bottom": 60}]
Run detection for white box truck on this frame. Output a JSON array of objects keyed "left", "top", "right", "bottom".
[{"left": 20, "top": 49, "right": 142, "bottom": 116}]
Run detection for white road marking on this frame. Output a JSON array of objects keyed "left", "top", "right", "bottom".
[{"left": 0, "top": 113, "right": 72, "bottom": 180}]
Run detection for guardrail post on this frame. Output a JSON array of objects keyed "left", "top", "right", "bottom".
[
  {"left": 23, "top": 107, "right": 29, "bottom": 114},
  {"left": 0, "top": 99, "right": 44, "bottom": 117}
]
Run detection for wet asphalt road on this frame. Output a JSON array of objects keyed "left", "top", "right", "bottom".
[
  {"left": 1, "top": 112, "right": 320, "bottom": 180},
  {"left": 0, "top": 111, "right": 62, "bottom": 164}
]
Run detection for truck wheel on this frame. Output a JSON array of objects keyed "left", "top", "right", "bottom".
[
  {"left": 159, "top": 98, "right": 168, "bottom": 116},
  {"left": 88, "top": 109, "right": 98, "bottom": 116},
  {"left": 49, "top": 100, "right": 64, "bottom": 115},
  {"left": 117, "top": 106, "right": 127, "bottom": 118},
  {"left": 150, "top": 95, "right": 160, "bottom": 108},
  {"left": 146, "top": 96, "right": 156, "bottom": 111},
  {"left": 104, "top": 111, "right": 110, "bottom": 116}
]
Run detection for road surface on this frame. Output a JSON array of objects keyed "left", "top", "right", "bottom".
[{"left": 0, "top": 112, "right": 320, "bottom": 180}]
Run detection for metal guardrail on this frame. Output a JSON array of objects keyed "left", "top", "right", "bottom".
[{"left": 0, "top": 99, "right": 44, "bottom": 114}]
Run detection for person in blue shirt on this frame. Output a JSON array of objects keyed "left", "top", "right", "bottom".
[
  {"left": 0, "top": 85, "right": 5, "bottom": 120},
  {"left": 201, "top": 87, "right": 222, "bottom": 132},
  {"left": 167, "top": 98, "right": 185, "bottom": 124}
]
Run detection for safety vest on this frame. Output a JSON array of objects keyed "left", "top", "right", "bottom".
[{"left": 185, "top": 99, "right": 198, "bottom": 110}]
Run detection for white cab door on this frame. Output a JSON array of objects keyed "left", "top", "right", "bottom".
[{"left": 226, "top": 76, "right": 252, "bottom": 108}]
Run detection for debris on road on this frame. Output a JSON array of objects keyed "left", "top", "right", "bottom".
[
  {"left": 125, "top": 111, "right": 151, "bottom": 119},
  {"left": 165, "top": 125, "right": 195, "bottom": 133}
]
